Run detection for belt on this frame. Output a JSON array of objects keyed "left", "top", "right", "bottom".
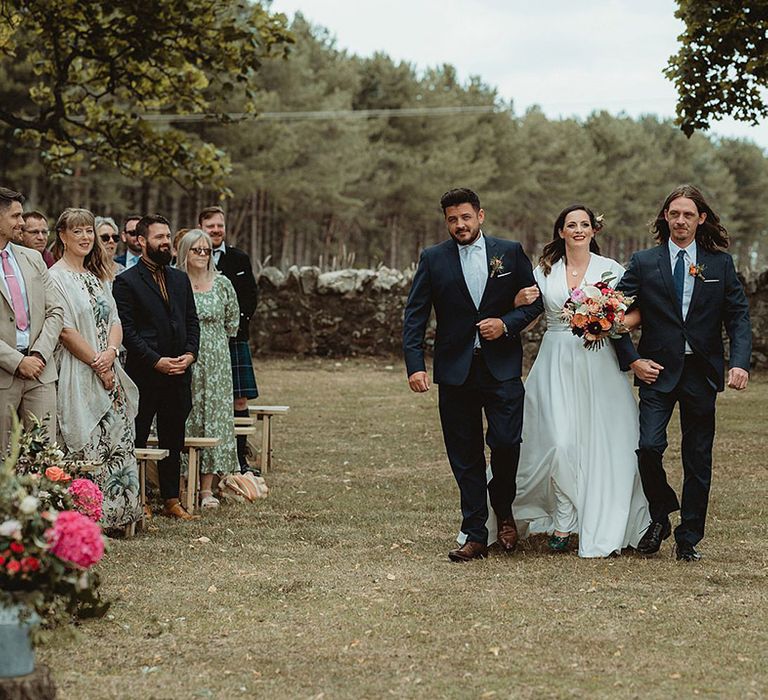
[{"left": 18, "top": 348, "right": 29, "bottom": 355}]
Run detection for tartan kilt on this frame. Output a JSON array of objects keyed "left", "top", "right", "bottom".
[{"left": 229, "top": 339, "right": 259, "bottom": 399}]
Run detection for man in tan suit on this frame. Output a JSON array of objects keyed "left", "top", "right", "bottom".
[{"left": 0, "top": 187, "right": 64, "bottom": 452}]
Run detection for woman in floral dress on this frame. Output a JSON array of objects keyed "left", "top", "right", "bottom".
[
  {"left": 49, "top": 208, "right": 141, "bottom": 531},
  {"left": 177, "top": 229, "right": 240, "bottom": 508}
]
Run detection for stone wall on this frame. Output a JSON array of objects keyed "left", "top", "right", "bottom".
[{"left": 250, "top": 265, "right": 768, "bottom": 369}]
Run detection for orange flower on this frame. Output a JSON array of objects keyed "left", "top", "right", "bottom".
[
  {"left": 45, "top": 466, "right": 72, "bottom": 483},
  {"left": 572, "top": 313, "right": 588, "bottom": 328},
  {"left": 599, "top": 317, "right": 612, "bottom": 331}
]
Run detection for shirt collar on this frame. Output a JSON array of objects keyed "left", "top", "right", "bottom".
[
  {"left": 668, "top": 238, "right": 697, "bottom": 263},
  {"left": 213, "top": 242, "right": 226, "bottom": 255},
  {"left": 458, "top": 232, "right": 485, "bottom": 253}
]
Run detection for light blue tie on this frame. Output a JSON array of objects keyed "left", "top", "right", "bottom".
[
  {"left": 673, "top": 249, "right": 686, "bottom": 311},
  {"left": 463, "top": 245, "right": 484, "bottom": 308}
]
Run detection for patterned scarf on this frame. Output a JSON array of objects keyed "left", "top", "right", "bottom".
[{"left": 140, "top": 256, "right": 169, "bottom": 305}]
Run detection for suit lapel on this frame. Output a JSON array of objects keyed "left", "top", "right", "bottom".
[
  {"left": 447, "top": 241, "right": 475, "bottom": 307},
  {"left": 687, "top": 248, "right": 709, "bottom": 316},
  {"left": 137, "top": 261, "right": 169, "bottom": 308},
  {"left": 655, "top": 245, "right": 682, "bottom": 321},
  {"left": 478, "top": 237, "right": 496, "bottom": 307}
]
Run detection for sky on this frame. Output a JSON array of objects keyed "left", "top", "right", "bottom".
[{"left": 269, "top": 0, "right": 768, "bottom": 149}]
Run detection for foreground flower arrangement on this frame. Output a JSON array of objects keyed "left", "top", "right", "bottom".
[
  {"left": 0, "top": 417, "right": 109, "bottom": 626},
  {"left": 561, "top": 272, "right": 635, "bottom": 350}
]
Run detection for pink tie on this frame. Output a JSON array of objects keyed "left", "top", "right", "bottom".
[{"left": 1, "top": 250, "right": 29, "bottom": 331}]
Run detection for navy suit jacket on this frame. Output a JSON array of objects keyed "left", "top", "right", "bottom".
[
  {"left": 112, "top": 260, "right": 200, "bottom": 387},
  {"left": 403, "top": 235, "right": 543, "bottom": 386},
  {"left": 612, "top": 244, "right": 751, "bottom": 392},
  {"left": 114, "top": 252, "right": 127, "bottom": 267}
]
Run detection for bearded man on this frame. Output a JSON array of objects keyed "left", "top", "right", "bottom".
[{"left": 113, "top": 214, "right": 200, "bottom": 520}]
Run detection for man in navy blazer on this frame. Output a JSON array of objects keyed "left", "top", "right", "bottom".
[
  {"left": 613, "top": 185, "right": 751, "bottom": 561},
  {"left": 403, "top": 188, "right": 543, "bottom": 561},
  {"left": 113, "top": 214, "right": 200, "bottom": 521}
]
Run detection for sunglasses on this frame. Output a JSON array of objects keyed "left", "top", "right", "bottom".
[
  {"left": 100, "top": 234, "right": 120, "bottom": 243},
  {"left": 190, "top": 247, "right": 212, "bottom": 257}
]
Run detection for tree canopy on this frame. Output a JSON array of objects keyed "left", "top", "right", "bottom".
[
  {"left": 666, "top": 1, "right": 768, "bottom": 136},
  {"left": 0, "top": 0, "right": 293, "bottom": 190}
]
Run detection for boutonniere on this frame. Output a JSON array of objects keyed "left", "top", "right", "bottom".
[
  {"left": 489, "top": 256, "right": 504, "bottom": 278},
  {"left": 689, "top": 263, "right": 706, "bottom": 280}
]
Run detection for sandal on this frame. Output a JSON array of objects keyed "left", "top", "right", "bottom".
[
  {"left": 200, "top": 490, "right": 220, "bottom": 510},
  {"left": 548, "top": 533, "right": 571, "bottom": 552}
]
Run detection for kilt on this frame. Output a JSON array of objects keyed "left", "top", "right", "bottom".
[{"left": 229, "top": 339, "right": 259, "bottom": 399}]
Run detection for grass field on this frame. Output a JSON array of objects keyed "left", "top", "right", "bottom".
[{"left": 38, "top": 357, "right": 767, "bottom": 699}]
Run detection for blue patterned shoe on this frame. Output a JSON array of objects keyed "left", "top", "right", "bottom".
[{"left": 548, "top": 533, "right": 570, "bottom": 552}]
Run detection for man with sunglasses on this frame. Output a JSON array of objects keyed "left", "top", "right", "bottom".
[
  {"left": 115, "top": 215, "right": 142, "bottom": 269},
  {"left": 20, "top": 211, "right": 55, "bottom": 268}
]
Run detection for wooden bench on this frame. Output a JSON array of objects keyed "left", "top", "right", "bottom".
[
  {"left": 248, "top": 405, "right": 290, "bottom": 474},
  {"left": 145, "top": 436, "right": 221, "bottom": 513},
  {"left": 132, "top": 447, "right": 169, "bottom": 535}
]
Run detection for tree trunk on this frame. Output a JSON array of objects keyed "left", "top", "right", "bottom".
[{"left": 0, "top": 664, "right": 57, "bottom": 699}]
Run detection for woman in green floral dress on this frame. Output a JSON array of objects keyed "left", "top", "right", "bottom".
[
  {"left": 49, "top": 208, "right": 141, "bottom": 531},
  {"left": 177, "top": 229, "right": 240, "bottom": 508}
]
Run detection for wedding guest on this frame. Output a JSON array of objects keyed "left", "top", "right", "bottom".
[
  {"left": 172, "top": 227, "right": 189, "bottom": 264},
  {"left": 613, "top": 185, "right": 752, "bottom": 561},
  {"left": 177, "top": 229, "right": 240, "bottom": 508},
  {"left": 403, "top": 188, "right": 543, "bottom": 562},
  {"left": 504, "top": 205, "right": 649, "bottom": 557},
  {"left": 113, "top": 214, "right": 200, "bottom": 521},
  {"left": 114, "top": 215, "right": 142, "bottom": 270},
  {"left": 95, "top": 216, "right": 125, "bottom": 277},
  {"left": 199, "top": 206, "right": 259, "bottom": 473},
  {"left": 0, "top": 187, "right": 64, "bottom": 451},
  {"left": 49, "top": 208, "right": 141, "bottom": 531},
  {"left": 21, "top": 211, "right": 55, "bottom": 267}
]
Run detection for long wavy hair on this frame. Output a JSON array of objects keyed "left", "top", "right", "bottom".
[
  {"left": 651, "top": 185, "right": 729, "bottom": 251},
  {"left": 53, "top": 208, "right": 111, "bottom": 281},
  {"left": 538, "top": 204, "right": 602, "bottom": 276}
]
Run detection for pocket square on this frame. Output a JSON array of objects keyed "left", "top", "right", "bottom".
[
  {"left": 236, "top": 270, "right": 245, "bottom": 276},
  {"left": 496, "top": 271, "right": 513, "bottom": 278},
  {"left": 703, "top": 279, "right": 720, "bottom": 283}
]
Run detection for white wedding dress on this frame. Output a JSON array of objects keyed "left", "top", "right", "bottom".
[{"left": 485, "top": 254, "right": 650, "bottom": 557}]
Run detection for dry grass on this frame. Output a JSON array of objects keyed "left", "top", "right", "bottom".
[{"left": 38, "top": 358, "right": 768, "bottom": 699}]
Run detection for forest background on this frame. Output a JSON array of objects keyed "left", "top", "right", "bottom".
[{"left": 2, "top": 10, "right": 768, "bottom": 273}]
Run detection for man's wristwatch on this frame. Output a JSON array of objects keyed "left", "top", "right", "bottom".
[{"left": 502, "top": 321, "right": 509, "bottom": 337}]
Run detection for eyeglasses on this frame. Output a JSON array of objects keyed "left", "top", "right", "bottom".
[
  {"left": 123, "top": 229, "right": 138, "bottom": 237},
  {"left": 24, "top": 228, "right": 49, "bottom": 237},
  {"left": 100, "top": 234, "right": 120, "bottom": 243},
  {"left": 190, "top": 247, "right": 212, "bottom": 257},
  {"left": 69, "top": 228, "right": 94, "bottom": 238}
]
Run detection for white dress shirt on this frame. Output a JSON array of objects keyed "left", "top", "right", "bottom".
[{"left": 126, "top": 250, "right": 141, "bottom": 269}]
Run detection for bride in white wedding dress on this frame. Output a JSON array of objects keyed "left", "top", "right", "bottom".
[{"left": 490, "top": 204, "right": 649, "bottom": 557}]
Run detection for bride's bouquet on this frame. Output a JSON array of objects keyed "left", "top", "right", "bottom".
[{"left": 561, "top": 272, "right": 634, "bottom": 350}]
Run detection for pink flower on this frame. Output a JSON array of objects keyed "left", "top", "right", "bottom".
[
  {"left": 45, "top": 510, "right": 104, "bottom": 569},
  {"left": 68, "top": 479, "right": 104, "bottom": 522}
]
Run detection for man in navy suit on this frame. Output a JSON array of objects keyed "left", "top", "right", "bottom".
[
  {"left": 613, "top": 185, "right": 751, "bottom": 561},
  {"left": 403, "top": 188, "right": 543, "bottom": 562},
  {"left": 113, "top": 214, "right": 201, "bottom": 521}
]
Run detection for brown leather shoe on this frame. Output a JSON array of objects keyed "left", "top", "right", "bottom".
[
  {"left": 448, "top": 541, "right": 488, "bottom": 562},
  {"left": 497, "top": 517, "right": 519, "bottom": 552},
  {"left": 161, "top": 500, "right": 201, "bottom": 521}
]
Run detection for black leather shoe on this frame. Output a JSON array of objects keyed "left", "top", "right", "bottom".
[
  {"left": 636, "top": 518, "right": 671, "bottom": 554},
  {"left": 675, "top": 542, "right": 702, "bottom": 562}
]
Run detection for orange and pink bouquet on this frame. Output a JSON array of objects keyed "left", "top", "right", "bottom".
[{"left": 561, "top": 272, "right": 634, "bottom": 350}]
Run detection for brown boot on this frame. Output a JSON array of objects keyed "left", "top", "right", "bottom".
[
  {"left": 448, "top": 541, "right": 488, "bottom": 562},
  {"left": 497, "top": 516, "right": 519, "bottom": 552},
  {"left": 162, "top": 499, "right": 201, "bottom": 521}
]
